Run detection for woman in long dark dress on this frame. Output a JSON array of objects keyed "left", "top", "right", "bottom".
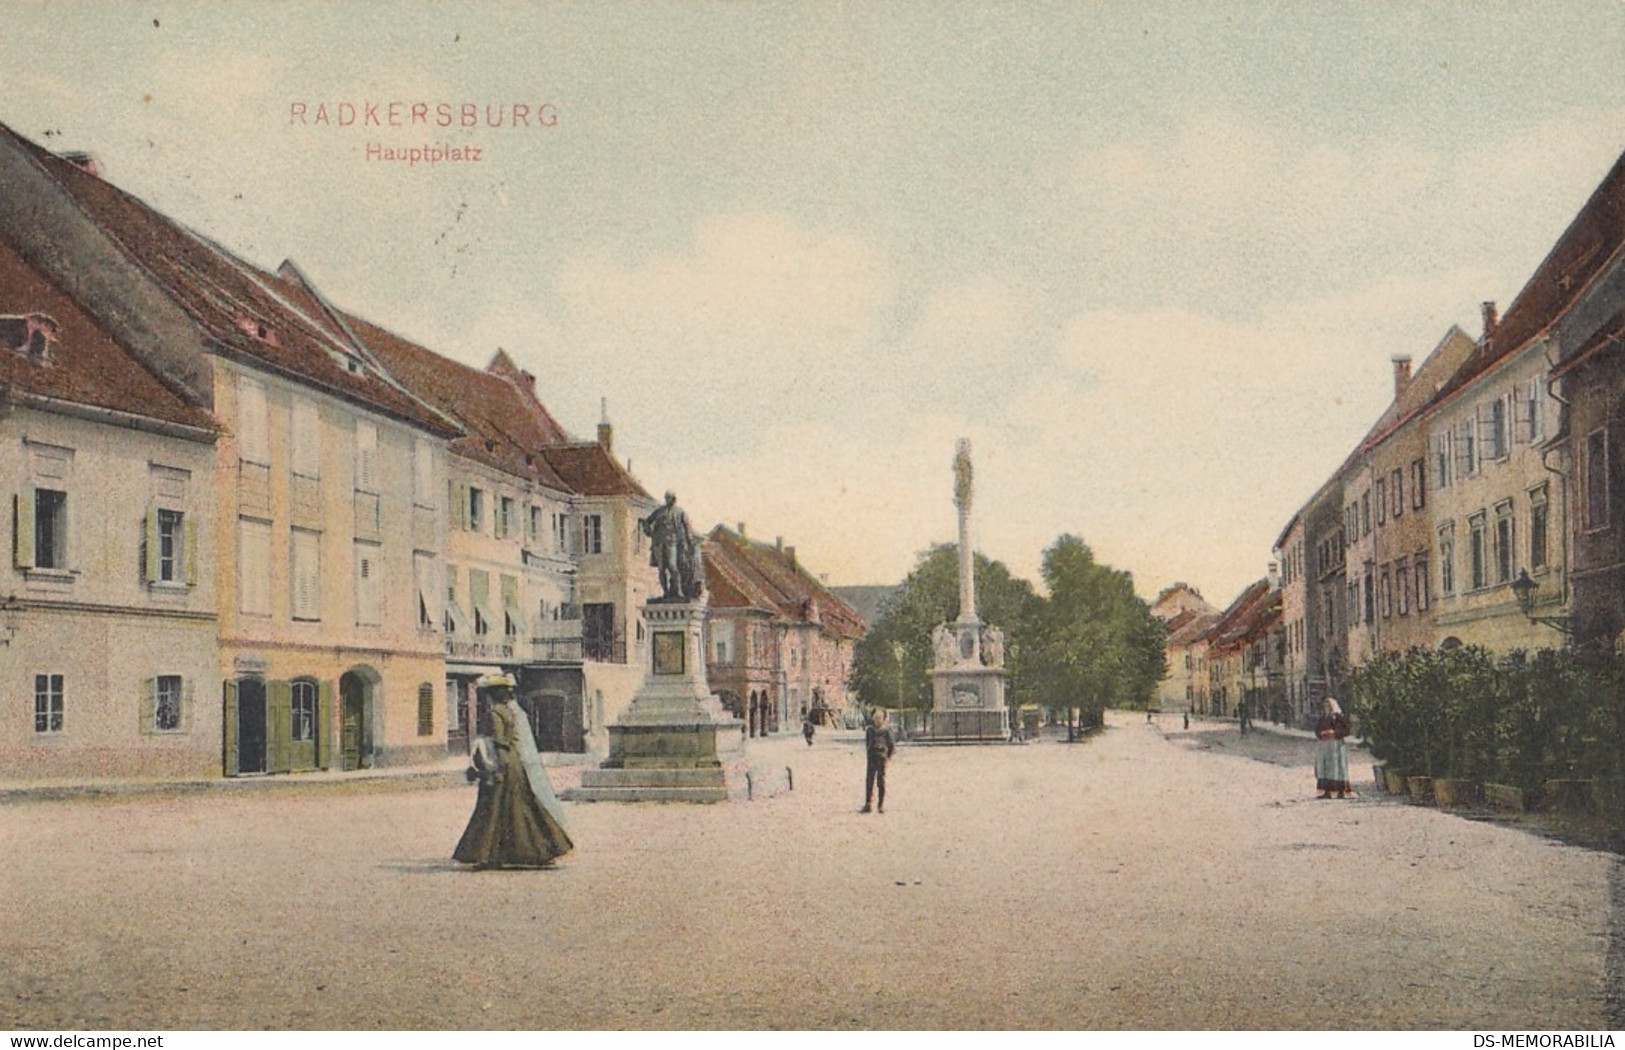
[
  {"left": 1314, "top": 697, "right": 1353, "bottom": 799},
  {"left": 454, "top": 675, "right": 573, "bottom": 869}
]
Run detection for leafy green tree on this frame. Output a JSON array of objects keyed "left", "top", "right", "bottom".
[
  {"left": 848, "top": 544, "right": 1038, "bottom": 717},
  {"left": 1023, "top": 535, "right": 1167, "bottom": 736}
]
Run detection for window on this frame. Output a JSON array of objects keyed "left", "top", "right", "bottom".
[
  {"left": 1416, "top": 552, "right": 1431, "bottom": 611},
  {"left": 1397, "top": 559, "right": 1411, "bottom": 616},
  {"left": 237, "top": 375, "right": 270, "bottom": 465},
  {"left": 239, "top": 519, "right": 272, "bottom": 615},
  {"left": 144, "top": 507, "right": 195, "bottom": 585},
  {"left": 500, "top": 574, "right": 524, "bottom": 638},
  {"left": 469, "top": 569, "right": 492, "bottom": 637},
  {"left": 527, "top": 505, "right": 541, "bottom": 544},
  {"left": 153, "top": 675, "right": 184, "bottom": 732},
  {"left": 291, "top": 529, "right": 322, "bottom": 621},
  {"left": 1376, "top": 479, "right": 1386, "bottom": 526},
  {"left": 498, "top": 496, "right": 516, "bottom": 540},
  {"left": 1587, "top": 428, "right": 1610, "bottom": 530},
  {"left": 34, "top": 673, "right": 63, "bottom": 733},
  {"left": 1518, "top": 376, "right": 1546, "bottom": 444},
  {"left": 1411, "top": 458, "right": 1426, "bottom": 510},
  {"left": 583, "top": 514, "right": 604, "bottom": 554},
  {"left": 1438, "top": 526, "right": 1455, "bottom": 598},
  {"left": 1494, "top": 502, "right": 1514, "bottom": 585},
  {"left": 354, "top": 420, "right": 379, "bottom": 493},
  {"left": 467, "top": 487, "right": 485, "bottom": 533},
  {"left": 1469, "top": 513, "right": 1487, "bottom": 591},
  {"left": 417, "top": 682, "right": 435, "bottom": 737},
  {"left": 553, "top": 512, "right": 569, "bottom": 552},
  {"left": 1390, "top": 469, "right": 1403, "bottom": 519},
  {"left": 31, "top": 488, "right": 68, "bottom": 569},
  {"left": 414, "top": 551, "right": 436, "bottom": 630},
  {"left": 356, "top": 542, "right": 381, "bottom": 626},
  {"left": 712, "top": 620, "right": 734, "bottom": 664},
  {"left": 1530, "top": 487, "right": 1549, "bottom": 572},
  {"left": 1361, "top": 492, "right": 1371, "bottom": 537},
  {"left": 291, "top": 680, "right": 317, "bottom": 743},
  {"left": 1363, "top": 572, "right": 1374, "bottom": 625},
  {"left": 291, "top": 397, "right": 320, "bottom": 478},
  {"left": 1380, "top": 567, "right": 1391, "bottom": 620},
  {"left": 1457, "top": 418, "right": 1476, "bottom": 478},
  {"left": 1432, "top": 431, "right": 1452, "bottom": 491},
  {"left": 1479, "top": 397, "right": 1508, "bottom": 462},
  {"left": 412, "top": 437, "right": 434, "bottom": 508}
]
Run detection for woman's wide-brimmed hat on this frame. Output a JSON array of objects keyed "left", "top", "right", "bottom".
[{"left": 476, "top": 673, "right": 516, "bottom": 690}]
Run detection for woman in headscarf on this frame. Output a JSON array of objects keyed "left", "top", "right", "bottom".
[
  {"left": 454, "top": 674, "right": 574, "bottom": 869},
  {"left": 1314, "top": 697, "right": 1354, "bottom": 799}
]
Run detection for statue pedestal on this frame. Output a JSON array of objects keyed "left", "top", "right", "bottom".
[
  {"left": 924, "top": 619, "right": 1009, "bottom": 744},
  {"left": 569, "top": 601, "right": 746, "bottom": 802}
]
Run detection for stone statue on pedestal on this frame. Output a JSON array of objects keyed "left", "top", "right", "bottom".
[
  {"left": 641, "top": 491, "right": 704, "bottom": 602},
  {"left": 982, "top": 625, "right": 1004, "bottom": 668}
]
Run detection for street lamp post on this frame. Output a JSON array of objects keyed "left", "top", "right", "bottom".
[{"left": 1510, "top": 568, "right": 1573, "bottom": 636}]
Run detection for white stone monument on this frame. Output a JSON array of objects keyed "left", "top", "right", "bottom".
[{"left": 928, "top": 439, "right": 1009, "bottom": 742}]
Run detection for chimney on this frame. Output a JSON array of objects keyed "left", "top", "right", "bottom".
[
  {"left": 520, "top": 370, "right": 536, "bottom": 391},
  {"left": 1391, "top": 354, "right": 1412, "bottom": 399},
  {"left": 1268, "top": 561, "right": 1281, "bottom": 588},
  {"left": 786, "top": 546, "right": 797, "bottom": 569},
  {"left": 1481, "top": 301, "right": 1498, "bottom": 350},
  {"left": 736, "top": 522, "right": 746, "bottom": 540},
  {"left": 596, "top": 397, "right": 613, "bottom": 454},
  {"left": 776, "top": 536, "right": 783, "bottom": 552}
]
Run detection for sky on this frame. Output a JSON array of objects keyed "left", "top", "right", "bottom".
[{"left": 3, "top": 2, "right": 1623, "bottom": 606}]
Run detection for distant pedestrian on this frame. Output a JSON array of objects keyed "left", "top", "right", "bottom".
[
  {"left": 802, "top": 716, "right": 815, "bottom": 746},
  {"left": 1314, "top": 697, "right": 1353, "bottom": 799},
  {"left": 860, "top": 709, "right": 897, "bottom": 814},
  {"left": 1238, "top": 698, "right": 1252, "bottom": 735},
  {"left": 1183, "top": 709, "right": 1190, "bottom": 731}
]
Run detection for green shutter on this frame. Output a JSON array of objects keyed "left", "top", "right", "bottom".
[
  {"left": 317, "top": 679, "right": 333, "bottom": 770},
  {"left": 139, "top": 676, "right": 156, "bottom": 735},
  {"left": 183, "top": 516, "right": 198, "bottom": 586},
  {"left": 223, "top": 679, "right": 239, "bottom": 776},
  {"left": 267, "top": 680, "right": 292, "bottom": 774},
  {"left": 14, "top": 486, "right": 35, "bottom": 569},
  {"left": 143, "top": 507, "right": 160, "bottom": 584}
]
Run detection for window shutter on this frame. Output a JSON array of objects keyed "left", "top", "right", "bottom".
[
  {"left": 62, "top": 490, "right": 74, "bottom": 570},
  {"left": 447, "top": 478, "right": 458, "bottom": 528},
  {"left": 182, "top": 678, "right": 195, "bottom": 733},
  {"left": 14, "top": 486, "right": 35, "bottom": 569},
  {"left": 268, "top": 680, "right": 293, "bottom": 774},
  {"left": 183, "top": 516, "right": 198, "bottom": 586},
  {"left": 140, "top": 676, "right": 156, "bottom": 735},
  {"left": 457, "top": 483, "right": 471, "bottom": 530},
  {"left": 316, "top": 679, "right": 333, "bottom": 770},
  {"left": 144, "top": 507, "right": 161, "bottom": 584},
  {"left": 223, "top": 680, "right": 240, "bottom": 776}
]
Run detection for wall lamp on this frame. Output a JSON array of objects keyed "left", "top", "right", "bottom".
[{"left": 1510, "top": 569, "right": 1572, "bottom": 636}]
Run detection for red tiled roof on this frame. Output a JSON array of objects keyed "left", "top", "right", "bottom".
[
  {"left": 541, "top": 443, "right": 651, "bottom": 499},
  {"left": 0, "top": 239, "right": 217, "bottom": 433},
  {"left": 340, "top": 312, "right": 572, "bottom": 492},
  {"left": 1425, "top": 151, "right": 1625, "bottom": 410},
  {"left": 702, "top": 525, "right": 867, "bottom": 639},
  {"left": 1205, "top": 578, "right": 1273, "bottom": 651},
  {"left": 1167, "top": 612, "right": 1220, "bottom": 648},
  {"left": 3, "top": 125, "right": 457, "bottom": 437}
]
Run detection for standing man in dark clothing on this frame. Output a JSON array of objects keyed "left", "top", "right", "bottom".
[{"left": 861, "top": 709, "right": 897, "bottom": 813}]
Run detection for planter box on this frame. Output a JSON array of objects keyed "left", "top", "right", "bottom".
[
  {"left": 1431, "top": 778, "right": 1479, "bottom": 808},
  {"left": 1541, "top": 779, "right": 1595, "bottom": 814},
  {"left": 1406, "top": 775, "right": 1434, "bottom": 802},
  {"left": 1384, "top": 769, "right": 1409, "bottom": 795},
  {"left": 1483, "top": 783, "right": 1527, "bottom": 813}
]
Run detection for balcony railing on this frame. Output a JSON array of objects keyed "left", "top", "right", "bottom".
[{"left": 530, "top": 635, "right": 585, "bottom": 662}]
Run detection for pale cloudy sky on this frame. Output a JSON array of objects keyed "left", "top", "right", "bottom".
[{"left": 4, "top": 2, "right": 1623, "bottom": 605}]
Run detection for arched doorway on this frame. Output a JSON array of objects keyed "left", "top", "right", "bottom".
[
  {"left": 237, "top": 677, "right": 267, "bottom": 774},
  {"left": 339, "top": 670, "right": 374, "bottom": 771}
]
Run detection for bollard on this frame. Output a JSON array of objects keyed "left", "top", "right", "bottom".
[{"left": 786, "top": 766, "right": 794, "bottom": 791}]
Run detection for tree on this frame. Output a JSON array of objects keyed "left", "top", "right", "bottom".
[
  {"left": 1024, "top": 535, "right": 1167, "bottom": 736},
  {"left": 848, "top": 544, "right": 1038, "bottom": 717}
]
